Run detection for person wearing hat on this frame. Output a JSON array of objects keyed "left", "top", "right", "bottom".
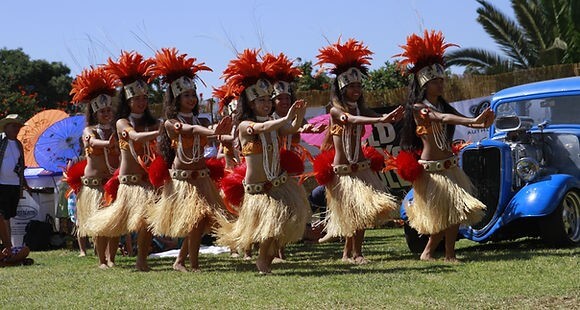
[
  {"left": 217, "top": 49, "right": 311, "bottom": 274},
  {"left": 0, "top": 114, "right": 29, "bottom": 257},
  {"left": 395, "top": 30, "right": 494, "bottom": 262},
  {"left": 314, "top": 39, "right": 403, "bottom": 264},
  {"left": 86, "top": 51, "right": 159, "bottom": 271},
  {"left": 147, "top": 47, "right": 232, "bottom": 272}
]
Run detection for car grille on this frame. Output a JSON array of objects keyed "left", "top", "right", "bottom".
[{"left": 461, "top": 147, "right": 501, "bottom": 229}]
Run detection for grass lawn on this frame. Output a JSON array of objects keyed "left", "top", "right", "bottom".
[{"left": 1, "top": 228, "right": 578, "bottom": 309}]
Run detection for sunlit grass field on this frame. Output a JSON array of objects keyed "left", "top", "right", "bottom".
[{"left": 1, "top": 228, "right": 578, "bottom": 309}]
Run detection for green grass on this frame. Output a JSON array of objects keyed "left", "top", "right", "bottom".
[{"left": 1, "top": 228, "right": 578, "bottom": 309}]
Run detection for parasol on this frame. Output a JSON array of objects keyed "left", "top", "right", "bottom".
[
  {"left": 300, "top": 113, "right": 372, "bottom": 148},
  {"left": 34, "top": 115, "right": 85, "bottom": 172},
  {"left": 17, "top": 109, "right": 68, "bottom": 167}
]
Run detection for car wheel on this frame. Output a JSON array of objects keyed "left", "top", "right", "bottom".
[
  {"left": 540, "top": 190, "right": 580, "bottom": 246},
  {"left": 403, "top": 222, "right": 427, "bottom": 253}
]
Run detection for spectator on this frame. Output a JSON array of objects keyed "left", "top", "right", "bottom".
[{"left": 0, "top": 114, "right": 30, "bottom": 256}]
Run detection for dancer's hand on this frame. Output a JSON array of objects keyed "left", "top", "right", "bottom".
[{"left": 379, "top": 105, "right": 405, "bottom": 123}]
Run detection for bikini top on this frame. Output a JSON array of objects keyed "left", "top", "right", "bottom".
[
  {"left": 414, "top": 106, "right": 433, "bottom": 136},
  {"left": 118, "top": 128, "right": 156, "bottom": 154},
  {"left": 84, "top": 130, "right": 119, "bottom": 156},
  {"left": 329, "top": 124, "right": 366, "bottom": 136},
  {"left": 170, "top": 135, "right": 208, "bottom": 150},
  {"left": 240, "top": 122, "right": 280, "bottom": 156}
]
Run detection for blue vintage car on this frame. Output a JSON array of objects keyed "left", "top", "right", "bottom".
[{"left": 401, "top": 76, "right": 580, "bottom": 252}]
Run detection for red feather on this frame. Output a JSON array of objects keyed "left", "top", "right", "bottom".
[
  {"left": 391, "top": 150, "right": 424, "bottom": 182},
  {"left": 315, "top": 38, "right": 373, "bottom": 75},
  {"left": 62, "top": 159, "right": 87, "bottom": 194},
  {"left": 393, "top": 29, "right": 458, "bottom": 74},
  {"left": 104, "top": 169, "right": 120, "bottom": 205},
  {"left": 70, "top": 67, "right": 119, "bottom": 104},
  {"left": 222, "top": 49, "right": 271, "bottom": 92},
  {"left": 105, "top": 51, "right": 153, "bottom": 85},
  {"left": 313, "top": 149, "right": 336, "bottom": 185},
  {"left": 262, "top": 52, "right": 302, "bottom": 83},
  {"left": 362, "top": 145, "right": 385, "bottom": 172},
  {"left": 206, "top": 157, "right": 226, "bottom": 182},
  {"left": 280, "top": 148, "right": 305, "bottom": 175},
  {"left": 221, "top": 163, "right": 247, "bottom": 207},
  {"left": 148, "top": 156, "right": 170, "bottom": 188},
  {"left": 147, "top": 47, "right": 212, "bottom": 85}
]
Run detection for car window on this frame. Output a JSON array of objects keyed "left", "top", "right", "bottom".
[{"left": 496, "top": 94, "right": 580, "bottom": 127}]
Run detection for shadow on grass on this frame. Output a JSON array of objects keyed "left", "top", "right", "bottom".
[{"left": 456, "top": 237, "right": 579, "bottom": 262}]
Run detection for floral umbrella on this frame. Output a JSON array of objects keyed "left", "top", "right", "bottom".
[
  {"left": 17, "top": 109, "right": 68, "bottom": 167},
  {"left": 34, "top": 115, "right": 85, "bottom": 172}
]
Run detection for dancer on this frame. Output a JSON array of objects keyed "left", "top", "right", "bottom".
[
  {"left": 218, "top": 49, "right": 310, "bottom": 274},
  {"left": 395, "top": 30, "right": 493, "bottom": 262},
  {"left": 314, "top": 38, "right": 403, "bottom": 264},
  {"left": 147, "top": 48, "right": 232, "bottom": 272},
  {"left": 87, "top": 51, "right": 159, "bottom": 271},
  {"left": 68, "top": 66, "right": 121, "bottom": 269}
]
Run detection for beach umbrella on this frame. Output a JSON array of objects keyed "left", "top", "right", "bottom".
[
  {"left": 17, "top": 109, "right": 68, "bottom": 167},
  {"left": 34, "top": 115, "right": 85, "bottom": 172}
]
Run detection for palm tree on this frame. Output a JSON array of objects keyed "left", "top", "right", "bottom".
[{"left": 446, "top": 0, "right": 580, "bottom": 74}]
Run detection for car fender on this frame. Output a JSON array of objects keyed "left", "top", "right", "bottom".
[
  {"left": 462, "top": 174, "right": 580, "bottom": 242},
  {"left": 400, "top": 190, "right": 413, "bottom": 221},
  {"left": 501, "top": 174, "right": 580, "bottom": 220}
]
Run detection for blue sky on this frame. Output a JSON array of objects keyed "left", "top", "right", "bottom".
[{"left": 1, "top": 0, "right": 514, "bottom": 96}]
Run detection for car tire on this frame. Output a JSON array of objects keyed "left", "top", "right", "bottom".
[
  {"left": 404, "top": 222, "right": 427, "bottom": 253},
  {"left": 540, "top": 190, "right": 580, "bottom": 246}
]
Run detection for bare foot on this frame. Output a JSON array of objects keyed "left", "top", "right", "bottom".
[
  {"left": 78, "top": 252, "right": 86, "bottom": 257},
  {"left": 420, "top": 253, "right": 437, "bottom": 261},
  {"left": 272, "top": 257, "right": 285, "bottom": 263},
  {"left": 352, "top": 256, "right": 369, "bottom": 265},
  {"left": 98, "top": 263, "right": 109, "bottom": 270},
  {"left": 173, "top": 262, "right": 188, "bottom": 273},
  {"left": 107, "top": 261, "right": 115, "bottom": 268},
  {"left": 341, "top": 256, "right": 354, "bottom": 264},
  {"left": 243, "top": 254, "right": 252, "bottom": 261},
  {"left": 190, "top": 268, "right": 201, "bottom": 273},
  {"left": 444, "top": 257, "right": 462, "bottom": 263},
  {"left": 230, "top": 252, "right": 240, "bottom": 258}
]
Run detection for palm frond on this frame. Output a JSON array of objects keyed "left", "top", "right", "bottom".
[
  {"left": 512, "top": 0, "right": 547, "bottom": 50},
  {"left": 446, "top": 48, "right": 515, "bottom": 74},
  {"left": 476, "top": 0, "right": 532, "bottom": 68}
]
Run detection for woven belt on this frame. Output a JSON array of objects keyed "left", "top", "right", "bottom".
[
  {"left": 243, "top": 172, "right": 288, "bottom": 194},
  {"left": 118, "top": 174, "right": 143, "bottom": 184},
  {"left": 332, "top": 160, "right": 371, "bottom": 175},
  {"left": 170, "top": 168, "right": 210, "bottom": 181},
  {"left": 81, "top": 176, "right": 104, "bottom": 187},
  {"left": 418, "top": 156, "right": 458, "bottom": 172}
]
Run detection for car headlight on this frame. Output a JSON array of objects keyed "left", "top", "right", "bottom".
[{"left": 515, "top": 157, "right": 539, "bottom": 182}]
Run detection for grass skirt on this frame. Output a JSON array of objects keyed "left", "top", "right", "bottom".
[
  {"left": 148, "top": 178, "right": 224, "bottom": 238},
  {"left": 86, "top": 182, "right": 155, "bottom": 237},
  {"left": 325, "top": 168, "right": 399, "bottom": 237},
  {"left": 216, "top": 178, "right": 310, "bottom": 256},
  {"left": 75, "top": 185, "right": 103, "bottom": 237},
  {"left": 407, "top": 166, "right": 486, "bottom": 235}
]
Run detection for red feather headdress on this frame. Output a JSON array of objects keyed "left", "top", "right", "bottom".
[
  {"left": 393, "top": 30, "right": 458, "bottom": 87},
  {"left": 147, "top": 47, "right": 212, "bottom": 97},
  {"left": 212, "top": 84, "right": 240, "bottom": 115},
  {"left": 70, "top": 66, "right": 119, "bottom": 112},
  {"left": 263, "top": 52, "right": 302, "bottom": 98},
  {"left": 222, "top": 49, "right": 273, "bottom": 102},
  {"left": 105, "top": 51, "right": 153, "bottom": 99},
  {"left": 315, "top": 38, "right": 372, "bottom": 89}
]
